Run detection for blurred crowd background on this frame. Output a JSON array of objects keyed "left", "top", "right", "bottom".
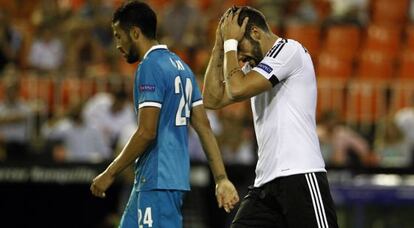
[{"left": 1, "top": 0, "right": 414, "bottom": 227}]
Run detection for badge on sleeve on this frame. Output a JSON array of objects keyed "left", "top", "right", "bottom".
[{"left": 257, "top": 63, "right": 273, "bottom": 74}]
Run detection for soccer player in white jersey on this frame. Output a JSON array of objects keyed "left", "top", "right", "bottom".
[{"left": 203, "top": 6, "right": 339, "bottom": 228}]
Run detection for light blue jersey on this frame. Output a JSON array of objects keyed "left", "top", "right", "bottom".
[{"left": 133, "top": 45, "right": 203, "bottom": 192}]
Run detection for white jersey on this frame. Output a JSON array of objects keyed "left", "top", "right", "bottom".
[{"left": 242, "top": 38, "right": 326, "bottom": 187}]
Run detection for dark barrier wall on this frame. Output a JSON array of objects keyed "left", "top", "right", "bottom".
[{"left": 0, "top": 163, "right": 121, "bottom": 228}]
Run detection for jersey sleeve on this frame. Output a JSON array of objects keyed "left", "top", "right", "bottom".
[
  {"left": 252, "top": 41, "right": 302, "bottom": 86},
  {"left": 191, "top": 78, "right": 203, "bottom": 108},
  {"left": 137, "top": 64, "right": 166, "bottom": 109}
]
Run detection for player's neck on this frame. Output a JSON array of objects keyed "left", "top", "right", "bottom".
[
  {"left": 139, "top": 39, "right": 160, "bottom": 59},
  {"left": 261, "top": 33, "right": 279, "bottom": 56}
]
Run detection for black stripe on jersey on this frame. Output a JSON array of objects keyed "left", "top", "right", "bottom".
[
  {"left": 266, "top": 44, "right": 280, "bottom": 57},
  {"left": 268, "top": 43, "right": 283, "bottom": 57},
  {"left": 271, "top": 43, "right": 286, "bottom": 58},
  {"left": 266, "top": 39, "right": 287, "bottom": 57},
  {"left": 269, "top": 74, "right": 279, "bottom": 87}
]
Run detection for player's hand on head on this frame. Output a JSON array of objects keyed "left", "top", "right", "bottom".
[
  {"left": 215, "top": 178, "right": 240, "bottom": 213},
  {"left": 216, "top": 7, "right": 234, "bottom": 47},
  {"left": 221, "top": 8, "right": 249, "bottom": 42},
  {"left": 90, "top": 171, "right": 115, "bottom": 198}
]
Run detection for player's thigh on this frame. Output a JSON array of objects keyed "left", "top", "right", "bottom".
[
  {"left": 231, "top": 187, "right": 286, "bottom": 228},
  {"left": 121, "top": 190, "right": 185, "bottom": 228},
  {"left": 119, "top": 188, "right": 139, "bottom": 228},
  {"left": 154, "top": 190, "right": 185, "bottom": 228},
  {"left": 279, "top": 172, "right": 338, "bottom": 228}
]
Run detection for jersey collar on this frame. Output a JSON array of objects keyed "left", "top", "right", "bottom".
[{"left": 143, "top": 44, "right": 168, "bottom": 59}]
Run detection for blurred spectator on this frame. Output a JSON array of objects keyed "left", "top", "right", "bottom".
[
  {"left": 317, "top": 111, "right": 370, "bottom": 167},
  {"left": 28, "top": 23, "right": 64, "bottom": 73},
  {"left": 221, "top": 125, "right": 255, "bottom": 166},
  {"left": 411, "top": 0, "right": 414, "bottom": 22},
  {"left": 31, "top": 0, "right": 67, "bottom": 27},
  {"left": 77, "top": 0, "right": 114, "bottom": 49},
  {"left": 285, "top": 0, "right": 319, "bottom": 25},
  {"left": 66, "top": 21, "right": 105, "bottom": 76},
  {"left": 159, "top": 0, "right": 205, "bottom": 50},
  {"left": 83, "top": 88, "right": 135, "bottom": 150},
  {"left": 43, "top": 102, "right": 110, "bottom": 163},
  {"left": 394, "top": 106, "right": 414, "bottom": 166},
  {"left": 254, "top": 0, "right": 286, "bottom": 28},
  {"left": 0, "top": 79, "right": 33, "bottom": 161},
  {"left": 374, "top": 115, "right": 412, "bottom": 167},
  {"left": 0, "top": 10, "right": 22, "bottom": 73},
  {"left": 324, "top": 0, "right": 368, "bottom": 27}
]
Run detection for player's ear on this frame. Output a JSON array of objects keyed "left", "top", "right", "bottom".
[
  {"left": 249, "top": 26, "right": 261, "bottom": 41},
  {"left": 129, "top": 26, "right": 141, "bottom": 41}
]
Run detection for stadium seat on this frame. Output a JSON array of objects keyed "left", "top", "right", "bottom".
[
  {"left": 317, "top": 52, "right": 353, "bottom": 78},
  {"left": 363, "top": 24, "right": 402, "bottom": 60},
  {"left": 356, "top": 50, "right": 394, "bottom": 79},
  {"left": 285, "top": 24, "right": 321, "bottom": 58},
  {"left": 371, "top": 0, "right": 409, "bottom": 25},
  {"left": 398, "top": 51, "right": 414, "bottom": 79},
  {"left": 0, "top": 83, "right": 4, "bottom": 100},
  {"left": 19, "top": 76, "right": 54, "bottom": 112},
  {"left": 59, "top": 78, "right": 93, "bottom": 110},
  {"left": 323, "top": 25, "right": 361, "bottom": 61},
  {"left": 345, "top": 79, "right": 388, "bottom": 123},
  {"left": 390, "top": 81, "right": 414, "bottom": 110},
  {"left": 406, "top": 25, "right": 414, "bottom": 51},
  {"left": 317, "top": 77, "right": 348, "bottom": 118}
]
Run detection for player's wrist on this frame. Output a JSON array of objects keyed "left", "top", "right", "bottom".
[
  {"left": 214, "top": 174, "right": 228, "bottom": 183},
  {"left": 105, "top": 166, "right": 118, "bottom": 178},
  {"left": 223, "top": 39, "right": 238, "bottom": 53}
]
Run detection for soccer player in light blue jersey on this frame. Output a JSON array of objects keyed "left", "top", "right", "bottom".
[{"left": 90, "top": 1, "right": 239, "bottom": 227}]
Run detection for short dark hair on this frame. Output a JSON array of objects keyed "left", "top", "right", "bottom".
[
  {"left": 112, "top": 1, "right": 157, "bottom": 39},
  {"left": 232, "top": 6, "right": 269, "bottom": 39}
]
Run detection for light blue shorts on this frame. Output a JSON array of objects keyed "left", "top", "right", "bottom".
[{"left": 119, "top": 187, "right": 185, "bottom": 228}]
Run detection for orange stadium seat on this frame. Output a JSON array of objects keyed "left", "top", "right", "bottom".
[
  {"left": 324, "top": 25, "right": 361, "bottom": 61},
  {"left": 59, "top": 78, "right": 94, "bottom": 110},
  {"left": 363, "top": 24, "right": 402, "bottom": 60},
  {"left": 317, "top": 52, "right": 353, "bottom": 78},
  {"left": 317, "top": 77, "right": 348, "bottom": 118},
  {"left": 356, "top": 51, "right": 394, "bottom": 79},
  {"left": 346, "top": 80, "right": 389, "bottom": 123},
  {"left": 285, "top": 24, "right": 321, "bottom": 58},
  {"left": 390, "top": 81, "right": 414, "bottom": 110},
  {"left": 0, "top": 83, "right": 4, "bottom": 100},
  {"left": 398, "top": 51, "right": 414, "bottom": 79},
  {"left": 372, "top": 0, "right": 409, "bottom": 25},
  {"left": 406, "top": 25, "right": 414, "bottom": 51},
  {"left": 19, "top": 76, "right": 54, "bottom": 112}
]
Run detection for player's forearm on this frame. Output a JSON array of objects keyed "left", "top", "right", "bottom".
[
  {"left": 198, "top": 129, "right": 228, "bottom": 182},
  {"left": 105, "top": 128, "right": 155, "bottom": 177},
  {"left": 224, "top": 51, "right": 247, "bottom": 101},
  {"left": 203, "top": 47, "right": 226, "bottom": 109}
]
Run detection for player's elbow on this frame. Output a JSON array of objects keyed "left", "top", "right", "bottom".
[
  {"left": 202, "top": 96, "right": 221, "bottom": 110},
  {"left": 203, "top": 100, "right": 221, "bottom": 110},
  {"left": 136, "top": 127, "right": 157, "bottom": 142},
  {"left": 227, "top": 87, "right": 246, "bottom": 101}
]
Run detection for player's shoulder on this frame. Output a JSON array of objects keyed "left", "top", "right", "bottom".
[
  {"left": 259, "top": 38, "right": 303, "bottom": 68},
  {"left": 265, "top": 38, "right": 301, "bottom": 60}
]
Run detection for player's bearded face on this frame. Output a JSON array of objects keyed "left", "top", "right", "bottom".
[
  {"left": 249, "top": 38, "right": 264, "bottom": 66},
  {"left": 125, "top": 35, "right": 140, "bottom": 63},
  {"left": 239, "top": 37, "right": 263, "bottom": 67}
]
